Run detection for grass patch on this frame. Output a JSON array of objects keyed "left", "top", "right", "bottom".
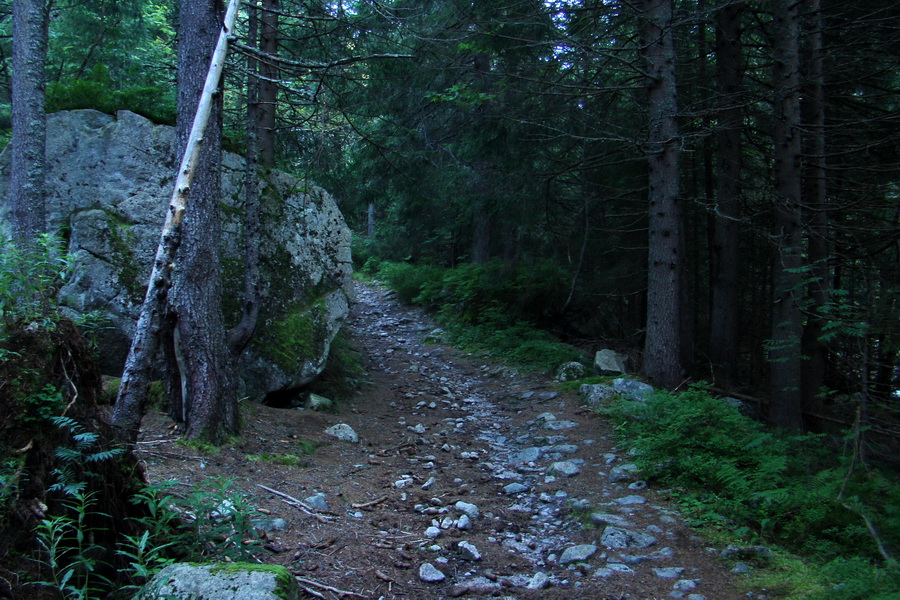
[{"left": 246, "top": 453, "right": 309, "bottom": 467}]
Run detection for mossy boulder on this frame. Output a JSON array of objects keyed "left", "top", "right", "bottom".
[
  {"left": 137, "top": 562, "right": 303, "bottom": 600},
  {"left": 0, "top": 109, "right": 353, "bottom": 399}
]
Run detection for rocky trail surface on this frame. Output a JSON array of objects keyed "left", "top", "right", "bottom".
[{"left": 139, "top": 282, "right": 761, "bottom": 600}]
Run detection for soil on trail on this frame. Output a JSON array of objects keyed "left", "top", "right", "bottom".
[{"left": 138, "top": 282, "right": 756, "bottom": 600}]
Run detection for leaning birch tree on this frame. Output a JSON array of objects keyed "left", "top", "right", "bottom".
[{"left": 111, "top": 0, "right": 243, "bottom": 444}]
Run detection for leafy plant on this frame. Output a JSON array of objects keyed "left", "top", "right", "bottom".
[
  {"left": 49, "top": 416, "right": 125, "bottom": 497},
  {"left": 374, "top": 260, "right": 586, "bottom": 372},
  {"left": 0, "top": 234, "right": 73, "bottom": 336},
  {"left": 34, "top": 492, "right": 112, "bottom": 600},
  {"left": 129, "top": 478, "right": 261, "bottom": 564},
  {"left": 599, "top": 385, "right": 900, "bottom": 597}
]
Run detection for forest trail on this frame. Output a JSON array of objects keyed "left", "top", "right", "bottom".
[{"left": 139, "top": 282, "right": 760, "bottom": 600}]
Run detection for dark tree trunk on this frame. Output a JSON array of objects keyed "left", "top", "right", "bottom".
[
  {"left": 641, "top": 0, "right": 683, "bottom": 388},
  {"left": 769, "top": 0, "right": 805, "bottom": 430},
  {"left": 472, "top": 199, "right": 491, "bottom": 264},
  {"left": 258, "top": 0, "right": 279, "bottom": 168},
  {"left": 367, "top": 201, "right": 376, "bottom": 237},
  {"left": 172, "top": 0, "right": 236, "bottom": 441},
  {"left": 112, "top": 0, "right": 242, "bottom": 443},
  {"left": 229, "top": 1, "right": 262, "bottom": 357},
  {"left": 709, "top": 2, "right": 744, "bottom": 383},
  {"left": 800, "top": 0, "right": 828, "bottom": 426},
  {"left": 9, "top": 0, "right": 48, "bottom": 243}
]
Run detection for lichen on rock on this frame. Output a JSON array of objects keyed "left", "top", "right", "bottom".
[{"left": 0, "top": 109, "right": 353, "bottom": 399}]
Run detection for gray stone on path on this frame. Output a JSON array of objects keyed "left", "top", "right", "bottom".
[
  {"left": 731, "top": 562, "right": 751, "bottom": 574},
  {"left": 544, "top": 420, "right": 578, "bottom": 431},
  {"left": 556, "top": 361, "right": 586, "bottom": 382},
  {"left": 594, "top": 349, "right": 629, "bottom": 375},
  {"left": 504, "top": 482, "right": 530, "bottom": 494},
  {"left": 306, "top": 394, "right": 333, "bottom": 411},
  {"left": 548, "top": 461, "right": 581, "bottom": 477},
  {"left": 674, "top": 579, "right": 699, "bottom": 592},
  {"left": 527, "top": 572, "right": 550, "bottom": 589},
  {"left": 137, "top": 562, "right": 302, "bottom": 600},
  {"left": 652, "top": 567, "right": 685, "bottom": 579},
  {"left": 456, "top": 514, "right": 472, "bottom": 530},
  {"left": 303, "top": 493, "right": 329, "bottom": 511},
  {"left": 559, "top": 544, "right": 597, "bottom": 565},
  {"left": 609, "top": 463, "right": 639, "bottom": 483},
  {"left": 250, "top": 518, "right": 288, "bottom": 532},
  {"left": 613, "top": 494, "right": 647, "bottom": 505},
  {"left": 324, "top": 423, "right": 358, "bottom": 443},
  {"left": 511, "top": 447, "right": 543, "bottom": 464},
  {"left": 418, "top": 563, "right": 446, "bottom": 583},
  {"left": 589, "top": 513, "right": 632, "bottom": 528},
  {"left": 455, "top": 501, "right": 480, "bottom": 519},
  {"left": 580, "top": 384, "right": 617, "bottom": 407},
  {"left": 424, "top": 527, "right": 441, "bottom": 539},
  {"left": 457, "top": 541, "right": 482, "bottom": 561},
  {"left": 600, "top": 526, "right": 658, "bottom": 550},
  {"left": 594, "top": 563, "right": 635, "bottom": 578}
]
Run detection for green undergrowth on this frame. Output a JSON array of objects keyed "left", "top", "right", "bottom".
[
  {"left": 46, "top": 64, "right": 176, "bottom": 125},
  {"left": 306, "top": 330, "right": 367, "bottom": 403},
  {"left": 369, "top": 259, "right": 586, "bottom": 373},
  {"left": 596, "top": 384, "right": 900, "bottom": 599}
]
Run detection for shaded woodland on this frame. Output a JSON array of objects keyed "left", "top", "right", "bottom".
[
  {"left": 0, "top": 0, "right": 897, "bottom": 448},
  {"left": 1, "top": 1, "right": 900, "bottom": 598}
]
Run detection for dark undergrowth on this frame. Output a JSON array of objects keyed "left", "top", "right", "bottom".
[{"left": 361, "top": 258, "right": 587, "bottom": 373}]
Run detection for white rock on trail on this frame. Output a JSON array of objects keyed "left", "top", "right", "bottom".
[
  {"left": 418, "top": 563, "right": 446, "bottom": 583},
  {"left": 324, "top": 423, "right": 358, "bottom": 443}
]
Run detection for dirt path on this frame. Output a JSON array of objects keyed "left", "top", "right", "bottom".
[{"left": 139, "top": 282, "right": 758, "bottom": 600}]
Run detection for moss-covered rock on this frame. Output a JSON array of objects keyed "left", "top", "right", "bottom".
[
  {"left": 137, "top": 562, "right": 303, "bottom": 600},
  {"left": 0, "top": 109, "right": 353, "bottom": 398}
]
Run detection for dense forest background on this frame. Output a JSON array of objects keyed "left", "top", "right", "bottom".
[
  {"left": 0, "top": 1, "right": 899, "bottom": 598},
  {"left": 0, "top": 0, "right": 898, "bottom": 430}
]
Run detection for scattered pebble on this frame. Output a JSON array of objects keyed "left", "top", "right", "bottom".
[{"left": 419, "top": 563, "right": 446, "bottom": 583}]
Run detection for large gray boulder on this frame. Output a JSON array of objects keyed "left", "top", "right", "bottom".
[
  {"left": 136, "top": 562, "right": 303, "bottom": 600},
  {"left": 0, "top": 109, "right": 353, "bottom": 399}
]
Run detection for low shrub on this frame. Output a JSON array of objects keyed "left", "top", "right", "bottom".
[
  {"left": 374, "top": 260, "right": 586, "bottom": 372},
  {"left": 599, "top": 385, "right": 900, "bottom": 598}
]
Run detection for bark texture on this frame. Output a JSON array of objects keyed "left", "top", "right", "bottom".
[
  {"left": 229, "top": 2, "right": 261, "bottom": 356},
  {"left": 172, "top": 0, "right": 236, "bottom": 441},
  {"left": 769, "top": 0, "right": 805, "bottom": 430},
  {"left": 112, "top": 0, "right": 242, "bottom": 443},
  {"left": 9, "top": 0, "right": 48, "bottom": 243},
  {"left": 641, "top": 0, "right": 683, "bottom": 388},
  {"left": 258, "top": 0, "right": 279, "bottom": 168}
]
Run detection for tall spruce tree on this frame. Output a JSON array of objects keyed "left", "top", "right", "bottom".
[
  {"left": 169, "top": 0, "right": 236, "bottom": 440},
  {"left": 9, "top": 0, "right": 48, "bottom": 244},
  {"left": 641, "top": 0, "right": 683, "bottom": 387}
]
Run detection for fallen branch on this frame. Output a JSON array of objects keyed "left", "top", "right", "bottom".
[
  {"left": 294, "top": 576, "right": 367, "bottom": 599},
  {"left": 257, "top": 484, "right": 336, "bottom": 521},
  {"left": 351, "top": 496, "right": 387, "bottom": 509}
]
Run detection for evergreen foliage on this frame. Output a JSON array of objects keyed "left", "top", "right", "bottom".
[
  {"left": 598, "top": 385, "right": 900, "bottom": 597},
  {"left": 375, "top": 260, "right": 585, "bottom": 372}
]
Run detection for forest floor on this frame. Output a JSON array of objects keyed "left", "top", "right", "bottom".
[{"left": 138, "top": 282, "right": 765, "bottom": 600}]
